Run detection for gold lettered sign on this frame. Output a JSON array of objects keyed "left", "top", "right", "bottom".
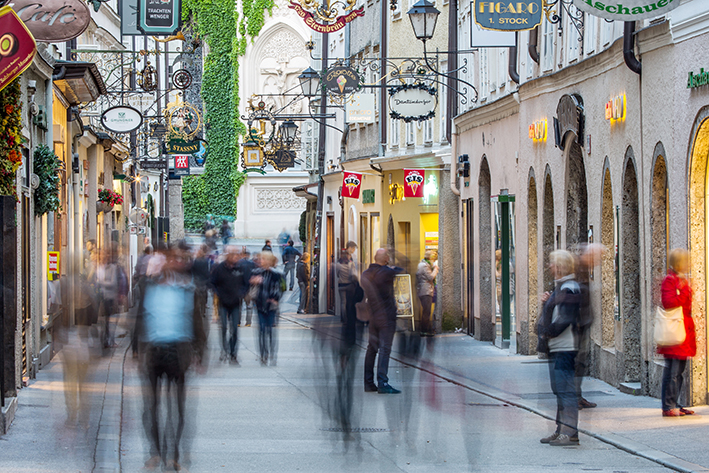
[
  {"left": 288, "top": 0, "right": 364, "bottom": 33},
  {"left": 0, "top": 6, "right": 36, "bottom": 93},
  {"left": 474, "top": 1, "right": 542, "bottom": 32}
]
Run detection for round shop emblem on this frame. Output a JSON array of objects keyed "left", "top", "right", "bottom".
[
  {"left": 344, "top": 173, "right": 360, "bottom": 192},
  {"left": 323, "top": 65, "right": 360, "bottom": 96},
  {"left": 101, "top": 105, "right": 143, "bottom": 133},
  {"left": 389, "top": 83, "right": 437, "bottom": 122}
]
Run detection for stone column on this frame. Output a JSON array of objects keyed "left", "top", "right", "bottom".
[
  {"left": 169, "top": 179, "right": 185, "bottom": 241},
  {"left": 435, "top": 168, "right": 462, "bottom": 332},
  {"left": 1, "top": 196, "right": 17, "bottom": 400}
]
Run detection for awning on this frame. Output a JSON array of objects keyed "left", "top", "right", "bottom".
[
  {"left": 293, "top": 182, "right": 319, "bottom": 201},
  {"left": 52, "top": 60, "right": 107, "bottom": 105},
  {"left": 369, "top": 150, "right": 445, "bottom": 171}
]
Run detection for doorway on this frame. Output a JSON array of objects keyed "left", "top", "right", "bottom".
[
  {"left": 465, "top": 198, "right": 475, "bottom": 336},
  {"left": 397, "top": 222, "right": 411, "bottom": 273},
  {"left": 327, "top": 214, "right": 335, "bottom": 314}
]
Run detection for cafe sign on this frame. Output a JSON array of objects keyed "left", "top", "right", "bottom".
[
  {"left": 0, "top": 6, "right": 36, "bottom": 93},
  {"left": 573, "top": 0, "right": 681, "bottom": 21},
  {"left": 474, "top": 1, "right": 542, "bottom": 32},
  {"left": 101, "top": 105, "right": 143, "bottom": 133},
  {"left": 138, "top": 0, "right": 181, "bottom": 35},
  {"left": 389, "top": 83, "right": 437, "bottom": 122},
  {"left": 323, "top": 65, "right": 360, "bottom": 96},
  {"left": 10, "top": 0, "right": 91, "bottom": 42}
]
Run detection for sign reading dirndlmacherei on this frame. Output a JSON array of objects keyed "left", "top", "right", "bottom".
[{"left": 389, "top": 83, "right": 437, "bottom": 123}]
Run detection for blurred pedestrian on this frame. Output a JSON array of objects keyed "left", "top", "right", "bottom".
[
  {"left": 238, "top": 248, "right": 256, "bottom": 327},
  {"left": 659, "top": 248, "right": 696, "bottom": 417},
  {"left": 282, "top": 240, "right": 301, "bottom": 291},
  {"left": 538, "top": 250, "right": 581, "bottom": 446},
  {"left": 262, "top": 239, "right": 273, "bottom": 252},
  {"left": 416, "top": 249, "right": 439, "bottom": 336},
  {"left": 192, "top": 244, "right": 212, "bottom": 334},
  {"left": 251, "top": 252, "right": 284, "bottom": 366},
  {"left": 576, "top": 244, "right": 603, "bottom": 410},
  {"left": 361, "top": 248, "right": 403, "bottom": 394},
  {"left": 337, "top": 250, "right": 358, "bottom": 325},
  {"left": 134, "top": 244, "right": 206, "bottom": 471},
  {"left": 220, "top": 219, "right": 231, "bottom": 247},
  {"left": 297, "top": 252, "right": 311, "bottom": 314},
  {"left": 211, "top": 247, "right": 247, "bottom": 364},
  {"left": 96, "top": 248, "right": 120, "bottom": 349}
]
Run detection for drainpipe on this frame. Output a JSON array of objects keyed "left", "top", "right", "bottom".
[
  {"left": 623, "top": 22, "right": 641, "bottom": 75},
  {"left": 450, "top": 131, "right": 460, "bottom": 196},
  {"left": 528, "top": 26, "right": 539, "bottom": 64},
  {"left": 340, "top": 125, "right": 349, "bottom": 163},
  {"left": 508, "top": 32, "right": 520, "bottom": 85}
]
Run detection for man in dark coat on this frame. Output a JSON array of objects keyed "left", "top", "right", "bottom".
[
  {"left": 210, "top": 247, "right": 247, "bottom": 363},
  {"left": 361, "top": 248, "right": 403, "bottom": 394},
  {"left": 282, "top": 240, "right": 301, "bottom": 291}
]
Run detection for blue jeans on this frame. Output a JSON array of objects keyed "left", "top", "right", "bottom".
[
  {"left": 364, "top": 321, "right": 395, "bottom": 387},
  {"left": 219, "top": 304, "right": 241, "bottom": 357},
  {"left": 284, "top": 263, "right": 295, "bottom": 289},
  {"left": 549, "top": 351, "right": 578, "bottom": 437},
  {"left": 258, "top": 309, "right": 277, "bottom": 362},
  {"left": 661, "top": 358, "right": 687, "bottom": 411}
]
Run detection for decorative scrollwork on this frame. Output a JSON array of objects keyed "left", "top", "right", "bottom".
[
  {"left": 543, "top": 0, "right": 584, "bottom": 42},
  {"left": 138, "top": 62, "right": 159, "bottom": 92}
]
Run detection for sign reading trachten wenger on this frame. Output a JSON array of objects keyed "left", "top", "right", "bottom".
[
  {"left": 138, "top": 0, "right": 181, "bottom": 35},
  {"left": 346, "top": 94, "right": 375, "bottom": 124},
  {"left": 0, "top": 6, "right": 37, "bottom": 93},
  {"left": 11, "top": 0, "right": 91, "bottom": 42},
  {"left": 573, "top": 0, "right": 681, "bottom": 21}
]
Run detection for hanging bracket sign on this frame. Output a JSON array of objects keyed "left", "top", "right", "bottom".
[
  {"left": 288, "top": 0, "right": 363, "bottom": 33},
  {"left": 573, "top": 0, "right": 681, "bottom": 21},
  {"left": 138, "top": 0, "right": 181, "bottom": 35},
  {"left": 474, "top": 0, "right": 542, "bottom": 32},
  {"left": 323, "top": 65, "right": 360, "bottom": 96},
  {"left": 101, "top": 105, "right": 143, "bottom": 133},
  {"left": 389, "top": 83, "right": 437, "bottom": 122},
  {"left": 11, "top": 0, "right": 91, "bottom": 42},
  {"left": 0, "top": 6, "right": 36, "bottom": 93}
]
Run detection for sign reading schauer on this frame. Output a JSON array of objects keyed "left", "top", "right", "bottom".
[
  {"left": 474, "top": 1, "right": 542, "bottom": 32},
  {"left": 688, "top": 68, "right": 709, "bottom": 89}
]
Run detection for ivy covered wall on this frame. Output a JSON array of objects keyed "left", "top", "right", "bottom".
[{"left": 182, "top": 0, "right": 274, "bottom": 231}]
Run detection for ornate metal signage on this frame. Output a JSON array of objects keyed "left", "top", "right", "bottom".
[
  {"left": 0, "top": 6, "right": 36, "bottom": 93},
  {"left": 389, "top": 83, "right": 437, "bottom": 122},
  {"left": 554, "top": 93, "right": 584, "bottom": 150},
  {"left": 474, "top": 1, "right": 542, "bottom": 32},
  {"left": 138, "top": 0, "right": 181, "bottom": 35},
  {"left": 11, "top": 0, "right": 91, "bottom": 42},
  {"left": 288, "top": 0, "right": 364, "bottom": 33},
  {"left": 269, "top": 149, "right": 295, "bottom": 172},
  {"left": 574, "top": 0, "right": 681, "bottom": 21},
  {"left": 164, "top": 96, "right": 201, "bottom": 140},
  {"left": 323, "top": 65, "right": 360, "bottom": 95},
  {"left": 101, "top": 105, "right": 143, "bottom": 133},
  {"left": 165, "top": 138, "right": 202, "bottom": 154}
]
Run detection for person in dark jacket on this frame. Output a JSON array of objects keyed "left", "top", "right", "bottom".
[
  {"left": 262, "top": 239, "right": 273, "bottom": 252},
  {"left": 296, "top": 252, "right": 311, "bottom": 314},
  {"left": 237, "top": 248, "right": 256, "bottom": 326},
  {"left": 251, "top": 252, "right": 284, "bottom": 365},
  {"left": 210, "top": 247, "right": 247, "bottom": 364},
  {"left": 282, "top": 240, "right": 301, "bottom": 291},
  {"left": 538, "top": 250, "right": 581, "bottom": 447},
  {"left": 361, "top": 248, "right": 403, "bottom": 394},
  {"left": 192, "top": 244, "right": 212, "bottom": 335},
  {"left": 659, "top": 248, "right": 696, "bottom": 417}
]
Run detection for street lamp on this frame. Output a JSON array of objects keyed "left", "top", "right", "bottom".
[
  {"left": 280, "top": 120, "right": 298, "bottom": 144},
  {"left": 298, "top": 67, "right": 320, "bottom": 98},
  {"left": 407, "top": 0, "right": 440, "bottom": 42}
]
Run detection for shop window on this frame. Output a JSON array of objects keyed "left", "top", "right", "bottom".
[{"left": 370, "top": 214, "right": 380, "bottom": 260}]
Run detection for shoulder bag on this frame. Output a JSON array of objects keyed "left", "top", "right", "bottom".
[{"left": 654, "top": 306, "right": 686, "bottom": 347}]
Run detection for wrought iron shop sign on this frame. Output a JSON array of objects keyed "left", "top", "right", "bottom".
[
  {"left": 166, "top": 138, "right": 201, "bottom": 154},
  {"left": 269, "top": 149, "right": 296, "bottom": 172},
  {"left": 101, "top": 105, "right": 143, "bottom": 133},
  {"left": 138, "top": 0, "right": 181, "bottom": 35},
  {"left": 323, "top": 65, "right": 360, "bottom": 95},
  {"left": 554, "top": 93, "right": 584, "bottom": 150},
  {"left": 474, "top": 1, "right": 542, "bottom": 32},
  {"left": 573, "top": 0, "right": 681, "bottom": 21},
  {"left": 0, "top": 6, "right": 36, "bottom": 93},
  {"left": 288, "top": 0, "right": 364, "bottom": 33},
  {"left": 11, "top": 0, "right": 91, "bottom": 42},
  {"left": 389, "top": 83, "right": 437, "bottom": 122}
]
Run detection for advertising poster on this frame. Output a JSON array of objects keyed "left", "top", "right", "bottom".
[{"left": 394, "top": 274, "right": 414, "bottom": 318}]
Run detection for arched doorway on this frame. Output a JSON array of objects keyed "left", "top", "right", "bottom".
[
  {"left": 621, "top": 150, "right": 641, "bottom": 383},
  {"left": 527, "top": 171, "right": 538, "bottom": 354},
  {"left": 542, "top": 168, "right": 555, "bottom": 293},
  {"left": 566, "top": 141, "right": 589, "bottom": 251},
  {"left": 478, "top": 158, "right": 493, "bottom": 341},
  {"left": 600, "top": 164, "right": 615, "bottom": 349},
  {"left": 687, "top": 110, "right": 709, "bottom": 405},
  {"left": 650, "top": 146, "right": 668, "bottom": 307}
]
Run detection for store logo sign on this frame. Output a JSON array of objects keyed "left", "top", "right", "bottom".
[
  {"left": 474, "top": 1, "right": 542, "bottom": 32},
  {"left": 688, "top": 68, "right": 709, "bottom": 89},
  {"left": 404, "top": 169, "right": 425, "bottom": 198},
  {"left": 528, "top": 119, "right": 547, "bottom": 143},
  {"left": 342, "top": 171, "right": 362, "bottom": 199},
  {"left": 138, "top": 0, "right": 181, "bottom": 35},
  {"left": 389, "top": 84, "right": 437, "bottom": 122},
  {"left": 101, "top": 105, "right": 143, "bottom": 133},
  {"left": 11, "top": 0, "right": 91, "bottom": 42},
  {"left": 605, "top": 94, "right": 626, "bottom": 123}
]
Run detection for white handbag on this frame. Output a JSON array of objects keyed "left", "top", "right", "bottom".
[{"left": 654, "top": 306, "right": 686, "bottom": 347}]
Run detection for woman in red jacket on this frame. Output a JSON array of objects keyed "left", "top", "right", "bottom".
[{"left": 659, "top": 248, "right": 696, "bottom": 417}]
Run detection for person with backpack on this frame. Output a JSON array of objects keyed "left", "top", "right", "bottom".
[{"left": 538, "top": 250, "right": 581, "bottom": 447}]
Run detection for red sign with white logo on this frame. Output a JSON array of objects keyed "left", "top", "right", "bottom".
[
  {"left": 404, "top": 169, "right": 425, "bottom": 198},
  {"left": 0, "top": 6, "right": 37, "bottom": 93},
  {"left": 342, "top": 171, "right": 362, "bottom": 199},
  {"left": 174, "top": 154, "right": 189, "bottom": 169}
]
